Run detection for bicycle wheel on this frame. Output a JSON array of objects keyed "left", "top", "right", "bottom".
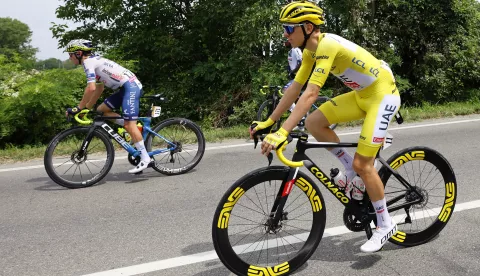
[
  {"left": 257, "top": 99, "right": 283, "bottom": 131},
  {"left": 44, "top": 126, "right": 115, "bottom": 189},
  {"left": 145, "top": 118, "right": 205, "bottom": 175},
  {"left": 212, "top": 166, "right": 326, "bottom": 276},
  {"left": 378, "top": 146, "right": 457, "bottom": 246}
]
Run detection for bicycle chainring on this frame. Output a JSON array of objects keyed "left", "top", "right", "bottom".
[
  {"left": 343, "top": 207, "right": 368, "bottom": 232},
  {"left": 343, "top": 200, "right": 373, "bottom": 232},
  {"left": 128, "top": 153, "right": 141, "bottom": 166}
]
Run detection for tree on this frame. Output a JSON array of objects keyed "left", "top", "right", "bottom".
[
  {"left": 35, "top": 58, "right": 64, "bottom": 70},
  {"left": 0, "top": 17, "right": 37, "bottom": 63}
]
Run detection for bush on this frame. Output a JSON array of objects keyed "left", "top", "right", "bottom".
[{"left": 0, "top": 68, "right": 85, "bottom": 147}]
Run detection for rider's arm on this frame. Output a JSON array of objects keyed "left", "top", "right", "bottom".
[
  {"left": 269, "top": 81, "right": 303, "bottom": 122},
  {"left": 78, "top": 58, "right": 98, "bottom": 109},
  {"left": 85, "top": 82, "right": 105, "bottom": 109},
  {"left": 282, "top": 83, "right": 320, "bottom": 132},
  {"left": 269, "top": 50, "right": 315, "bottom": 122},
  {"left": 281, "top": 38, "right": 339, "bottom": 132},
  {"left": 78, "top": 82, "right": 97, "bottom": 109}
]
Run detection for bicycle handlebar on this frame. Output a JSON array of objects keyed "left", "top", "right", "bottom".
[
  {"left": 74, "top": 109, "right": 93, "bottom": 125},
  {"left": 253, "top": 132, "right": 304, "bottom": 168},
  {"left": 260, "top": 85, "right": 284, "bottom": 97},
  {"left": 72, "top": 110, "right": 105, "bottom": 125},
  {"left": 276, "top": 141, "right": 304, "bottom": 168}
]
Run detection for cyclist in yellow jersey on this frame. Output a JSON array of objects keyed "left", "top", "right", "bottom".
[{"left": 250, "top": 0, "right": 400, "bottom": 253}]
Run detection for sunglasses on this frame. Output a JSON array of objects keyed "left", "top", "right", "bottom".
[{"left": 283, "top": 24, "right": 304, "bottom": 35}]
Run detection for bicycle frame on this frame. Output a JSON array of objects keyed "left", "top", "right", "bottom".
[
  {"left": 78, "top": 116, "right": 178, "bottom": 159},
  {"left": 266, "top": 133, "right": 424, "bottom": 227}
]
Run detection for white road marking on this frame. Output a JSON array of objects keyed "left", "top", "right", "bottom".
[
  {"left": 81, "top": 199, "right": 480, "bottom": 276},
  {"left": 1, "top": 117, "right": 480, "bottom": 174}
]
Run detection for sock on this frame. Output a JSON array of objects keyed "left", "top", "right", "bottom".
[
  {"left": 134, "top": 140, "right": 151, "bottom": 162},
  {"left": 330, "top": 148, "right": 355, "bottom": 180},
  {"left": 372, "top": 198, "right": 391, "bottom": 228},
  {"left": 114, "top": 119, "right": 124, "bottom": 126}
]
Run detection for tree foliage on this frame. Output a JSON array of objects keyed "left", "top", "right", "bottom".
[
  {"left": 0, "top": 17, "right": 37, "bottom": 65},
  {"left": 2, "top": 1, "right": 480, "bottom": 147}
]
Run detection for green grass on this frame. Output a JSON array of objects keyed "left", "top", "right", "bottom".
[{"left": 2, "top": 100, "right": 480, "bottom": 164}]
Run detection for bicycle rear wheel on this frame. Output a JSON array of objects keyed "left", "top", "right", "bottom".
[
  {"left": 212, "top": 166, "right": 326, "bottom": 276},
  {"left": 146, "top": 118, "right": 205, "bottom": 175},
  {"left": 378, "top": 146, "right": 457, "bottom": 246},
  {"left": 44, "top": 126, "right": 115, "bottom": 189}
]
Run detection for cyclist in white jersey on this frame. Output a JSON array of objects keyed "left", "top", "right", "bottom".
[
  {"left": 65, "top": 39, "right": 151, "bottom": 174},
  {"left": 284, "top": 41, "right": 305, "bottom": 130}
]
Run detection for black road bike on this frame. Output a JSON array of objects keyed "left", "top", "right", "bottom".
[{"left": 212, "top": 127, "right": 456, "bottom": 275}]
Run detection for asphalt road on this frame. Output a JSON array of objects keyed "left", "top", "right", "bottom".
[{"left": 1, "top": 114, "right": 480, "bottom": 276}]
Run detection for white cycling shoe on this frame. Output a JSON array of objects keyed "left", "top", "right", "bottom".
[
  {"left": 360, "top": 218, "right": 397, "bottom": 253},
  {"left": 128, "top": 160, "right": 151, "bottom": 174}
]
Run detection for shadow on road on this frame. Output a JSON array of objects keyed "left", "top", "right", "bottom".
[{"left": 181, "top": 232, "right": 413, "bottom": 275}]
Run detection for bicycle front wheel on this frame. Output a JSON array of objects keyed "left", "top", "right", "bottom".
[
  {"left": 146, "top": 118, "right": 205, "bottom": 175},
  {"left": 44, "top": 126, "right": 115, "bottom": 189},
  {"left": 212, "top": 166, "right": 326, "bottom": 276},
  {"left": 378, "top": 146, "right": 457, "bottom": 246}
]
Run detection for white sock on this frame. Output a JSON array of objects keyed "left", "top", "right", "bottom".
[
  {"left": 330, "top": 148, "right": 355, "bottom": 179},
  {"left": 114, "top": 119, "right": 124, "bottom": 126},
  {"left": 372, "top": 198, "right": 391, "bottom": 228},
  {"left": 134, "top": 140, "right": 151, "bottom": 162}
]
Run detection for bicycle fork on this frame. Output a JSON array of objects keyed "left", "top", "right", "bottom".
[{"left": 265, "top": 167, "right": 299, "bottom": 234}]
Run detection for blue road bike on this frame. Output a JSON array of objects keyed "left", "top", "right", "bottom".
[{"left": 44, "top": 94, "right": 205, "bottom": 189}]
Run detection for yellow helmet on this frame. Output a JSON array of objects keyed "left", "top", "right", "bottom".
[{"left": 279, "top": 1, "right": 325, "bottom": 26}]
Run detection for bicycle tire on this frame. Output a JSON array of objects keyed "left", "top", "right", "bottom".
[
  {"left": 212, "top": 166, "right": 326, "bottom": 276},
  {"left": 378, "top": 146, "right": 457, "bottom": 247},
  {"left": 145, "top": 118, "right": 205, "bottom": 175},
  {"left": 44, "top": 126, "right": 115, "bottom": 189},
  {"left": 256, "top": 99, "right": 283, "bottom": 131}
]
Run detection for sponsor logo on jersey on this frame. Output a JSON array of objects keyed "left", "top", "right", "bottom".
[
  {"left": 314, "top": 68, "right": 326, "bottom": 74},
  {"left": 339, "top": 75, "right": 363, "bottom": 90},
  {"left": 352, "top": 57, "right": 366, "bottom": 69},
  {"left": 379, "top": 105, "right": 397, "bottom": 131},
  {"left": 316, "top": 55, "right": 329, "bottom": 60},
  {"left": 373, "top": 137, "right": 384, "bottom": 143},
  {"left": 370, "top": 67, "right": 380, "bottom": 77}
]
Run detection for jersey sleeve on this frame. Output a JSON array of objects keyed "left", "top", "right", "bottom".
[
  {"left": 308, "top": 36, "right": 340, "bottom": 88},
  {"left": 82, "top": 59, "right": 97, "bottom": 84},
  {"left": 293, "top": 49, "right": 315, "bottom": 85}
]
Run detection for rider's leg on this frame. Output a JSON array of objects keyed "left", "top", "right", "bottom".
[
  {"left": 99, "top": 90, "right": 125, "bottom": 126},
  {"left": 306, "top": 91, "right": 364, "bottom": 181},
  {"left": 123, "top": 85, "right": 150, "bottom": 174},
  {"left": 355, "top": 83, "right": 401, "bottom": 253}
]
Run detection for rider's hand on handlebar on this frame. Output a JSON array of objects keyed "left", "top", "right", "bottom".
[
  {"left": 261, "top": 128, "right": 289, "bottom": 156},
  {"left": 65, "top": 106, "right": 82, "bottom": 118},
  {"left": 249, "top": 118, "right": 275, "bottom": 139}
]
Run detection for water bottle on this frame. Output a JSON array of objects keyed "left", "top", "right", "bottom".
[
  {"left": 118, "top": 128, "right": 132, "bottom": 143},
  {"left": 330, "top": 168, "right": 347, "bottom": 188},
  {"left": 349, "top": 178, "right": 366, "bottom": 201}
]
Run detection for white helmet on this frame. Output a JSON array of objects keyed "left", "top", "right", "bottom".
[{"left": 65, "top": 39, "right": 94, "bottom": 53}]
